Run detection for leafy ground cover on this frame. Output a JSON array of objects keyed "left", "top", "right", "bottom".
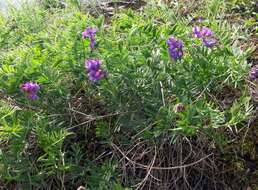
[{"left": 0, "top": 0, "right": 257, "bottom": 189}]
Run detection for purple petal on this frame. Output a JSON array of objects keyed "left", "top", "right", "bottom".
[
  {"left": 88, "top": 69, "right": 106, "bottom": 81},
  {"left": 201, "top": 26, "right": 214, "bottom": 37},
  {"left": 192, "top": 26, "right": 202, "bottom": 38},
  {"left": 202, "top": 38, "right": 217, "bottom": 47},
  {"left": 85, "top": 59, "right": 101, "bottom": 71},
  {"left": 89, "top": 38, "right": 96, "bottom": 50},
  {"left": 27, "top": 93, "right": 38, "bottom": 100}
]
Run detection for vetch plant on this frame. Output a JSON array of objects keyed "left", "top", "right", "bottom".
[{"left": 0, "top": 1, "right": 255, "bottom": 189}]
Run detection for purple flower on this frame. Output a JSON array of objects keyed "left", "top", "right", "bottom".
[
  {"left": 88, "top": 70, "right": 107, "bottom": 81},
  {"left": 167, "top": 37, "right": 184, "bottom": 61},
  {"left": 193, "top": 26, "right": 213, "bottom": 38},
  {"left": 27, "top": 93, "right": 38, "bottom": 100},
  {"left": 85, "top": 59, "right": 107, "bottom": 81},
  {"left": 202, "top": 38, "right": 217, "bottom": 47},
  {"left": 192, "top": 26, "right": 202, "bottom": 38},
  {"left": 192, "top": 26, "right": 217, "bottom": 48},
  {"left": 82, "top": 27, "right": 97, "bottom": 50},
  {"left": 249, "top": 66, "right": 258, "bottom": 81},
  {"left": 200, "top": 26, "right": 213, "bottom": 37},
  {"left": 86, "top": 59, "right": 101, "bottom": 71},
  {"left": 82, "top": 27, "right": 97, "bottom": 39},
  {"left": 20, "top": 82, "right": 40, "bottom": 100}
]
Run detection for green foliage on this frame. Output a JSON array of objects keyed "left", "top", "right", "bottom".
[
  {"left": 227, "top": 94, "right": 252, "bottom": 126},
  {"left": 37, "top": 126, "right": 71, "bottom": 175}
]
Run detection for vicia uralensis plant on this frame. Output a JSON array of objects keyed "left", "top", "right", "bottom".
[{"left": 0, "top": 0, "right": 255, "bottom": 189}]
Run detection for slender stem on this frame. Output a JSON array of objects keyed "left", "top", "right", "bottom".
[{"left": 81, "top": 38, "right": 86, "bottom": 60}]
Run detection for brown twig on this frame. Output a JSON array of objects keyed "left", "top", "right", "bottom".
[
  {"left": 111, "top": 142, "right": 213, "bottom": 170},
  {"left": 67, "top": 110, "right": 135, "bottom": 130}
]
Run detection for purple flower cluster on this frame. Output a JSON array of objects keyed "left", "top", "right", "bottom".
[
  {"left": 249, "top": 66, "right": 258, "bottom": 81},
  {"left": 85, "top": 59, "right": 107, "bottom": 81},
  {"left": 192, "top": 26, "right": 217, "bottom": 47},
  {"left": 82, "top": 27, "right": 97, "bottom": 50},
  {"left": 167, "top": 37, "right": 184, "bottom": 61},
  {"left": 20, "top": 82, "right": 40, "bottom": 100},
  {"left": 82, "top": 27, "right": 107, "bottom": 81}
]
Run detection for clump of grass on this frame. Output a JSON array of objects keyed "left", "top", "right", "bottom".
[{"left": 0, "top": 0, "right": 256, "bottom": 189}]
